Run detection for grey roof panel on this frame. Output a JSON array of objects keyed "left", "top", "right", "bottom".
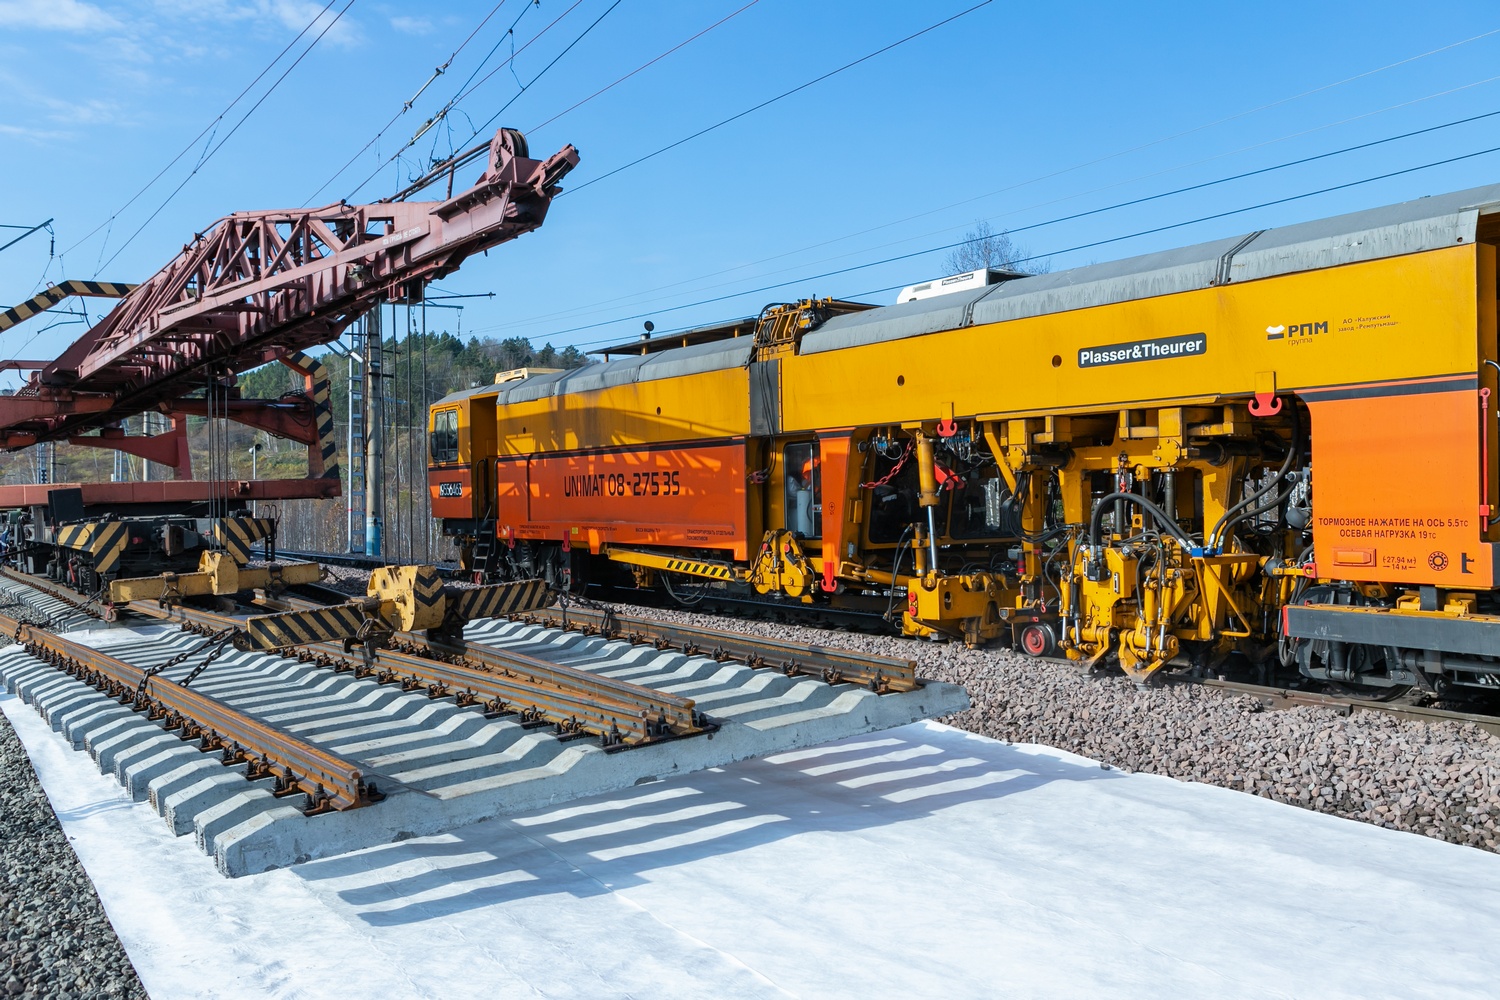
[
  {"left": 439, "top": 341, "right": 752, "bottom": 410},
  {"left": 501, "top": 369, "right": 570, "bottom": 403},
  {"left": 1227, "top": 184, "right": 1500, "bottom": 281},
  {"left": 800, "top": 182, "right": 1500, "bottom": 355},
  {"left": 804, "top": 286, "right": 999, "bottom": 354},
  {"left": 547, "top": 356, "right": 649, "bottom": 396},
  {"left": 639, "top": 338, "right": 753, "bottom": 380},
  {"left": 962, "top": 233, "right": 1248, "bottom": 331},
  {"left": 432, "top": 383, "right": 503, "bottom": 407}
]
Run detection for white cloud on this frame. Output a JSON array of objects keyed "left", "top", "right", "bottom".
[
  {"left": 0, "top": 122, "right": 74, "bottom": 142},
  {"left": 145, "top": 0, "right": 362, "bottom": 47},
  {"left": 390, "top": 14, "right": 432, "bottom": 35},
  {"left": 38, "top": 94, "right": 124, "bottom": 125},
  {"left": 266, "top": 0, "right": 361, "bottom": 47},
  {"left": 0, "top": 0, "right": 120, "bottom": 31}
]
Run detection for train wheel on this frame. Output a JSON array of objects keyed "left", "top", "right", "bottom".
[{"left": 1018, "top": 622, "right": 1058, "bottom": 658}]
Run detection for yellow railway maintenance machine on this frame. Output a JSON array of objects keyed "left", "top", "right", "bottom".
[{"left": 432, "top": 186, "right": 1500, "bottom": 698}]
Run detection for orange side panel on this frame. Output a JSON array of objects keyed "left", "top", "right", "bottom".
[
  {"left": 496, "top": 442, "right": 749, "bottom": 560},
  {"left": 1307, "top": 384, "right": 1495, "bottom": 588},
  {"left": 496, "top": 460, "right": 527, "bottom": 528},
  {"left": 428, "top": 465, "right": 475, "bottom": 519},
  {"left": 817, "top": 432, "right": 854, "bottom": 592}
]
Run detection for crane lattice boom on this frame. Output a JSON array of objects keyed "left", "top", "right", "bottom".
[{"left": 3, "top": 129, "right": 577, "bottom": 450}]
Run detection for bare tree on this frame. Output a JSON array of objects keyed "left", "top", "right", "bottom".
[{"left": 943, "top": 220, "right": 1050, "bottom": 275}]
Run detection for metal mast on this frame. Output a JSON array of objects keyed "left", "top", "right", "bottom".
[
  {"left": 346, "top": 318, "right": 365, "bottom": 553},
  {"left": 364, "top": 304, "right": 384, "bottom": 557}
]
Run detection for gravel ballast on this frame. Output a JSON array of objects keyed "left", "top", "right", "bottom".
[
  {"left": 613, "top": 601, "right": 1500, "bottom": 853},
  {"left": 0, "top": 704, "right": 147, "bottom": 999},
  {"left": 236, "top": 567, "right": 1500, "bottom": 850},
  {"left": 6, "top": 577, "right": 1496, "bottom": 999}
]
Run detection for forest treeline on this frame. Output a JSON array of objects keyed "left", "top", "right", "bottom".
[{"left": 0, "top": 331, "right": 590, "bottom": 557}]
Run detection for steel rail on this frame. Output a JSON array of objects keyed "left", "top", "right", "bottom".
[
  {"left": 130, "top": 601, "right": 709, "bottom": 748},
  {"left": 0, "top": 566, "right": 105, "bottom": 621},
  {"left": 0, "top": 609, "right": 378, "bottom": 812},
  {"left": 7, "top": 567, "right": 1478, "bottom": 733},
  {"left": 265, "top": 589, "right": 918, "bottom": 695},
  {"left": 277, "top": 549, "right": 461, "bottom": 572},
  {"left": 519, "top": 604, "right": 920, "bottom": 694},
  {"left": 264, "top": 592, "right": 712, "bottom": 711},
  {"left": 1178, "top": 675, "right": 1500, "bottom": 738}
]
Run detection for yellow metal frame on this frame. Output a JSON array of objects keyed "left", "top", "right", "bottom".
[{"left": 109, "top": 555, "right": 322, "bottom": 603}]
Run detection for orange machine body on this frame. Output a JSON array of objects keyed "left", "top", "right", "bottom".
[
  {"left": 493, "top": 440, "right": 750, "bottom": 560},
  {"left": 429, "top": 182, "right": 1500, "bottom": 691}
]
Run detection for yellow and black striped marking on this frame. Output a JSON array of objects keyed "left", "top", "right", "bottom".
[
  {"left": 413, "top": 567, "right": 445, "bottom": 616},
  {"left": 215, "top": 517, "right": 275, "bottom": 565},
  {"left": 663, "top": 558, "right": 735, "bottom": 581},
  {"left": 245, "top": 603, "right": 369, "bottom": 650},
  {"left": 450, "top": 578, "right": 554, "bottom": 624},
  {"left": 89, "top": 521, "right": 129, "bottom": 578},
  {"left": 369, "top": 564, "right": 448, "bottom": 630},
  {"left": 55, "top": 523, "right": 94, "bottom": 552},
  {"left": 604, "top": 546, "right": 743, "bottom": 582},
  {"left": 281, "top": 350, "right": 340, "bottom": 481},
  {"left": 55, "top": 520, "right": 128, "bottom": 578},
  {"left": 0, "top": 280, "right": 136, "bottom": 333}
]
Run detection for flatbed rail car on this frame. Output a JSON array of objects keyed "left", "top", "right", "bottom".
[{"left": 432, "top": 184, "right": 1500, "bottom": 696}]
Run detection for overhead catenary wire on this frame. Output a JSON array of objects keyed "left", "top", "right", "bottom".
[
  {"left": 488, "top": 69, "right": 1500, "bottom": 337},
  {"left": 94, "top": 0, "right": 358, "bottom": 276},
  {"left": 524, "top": 0, "right": 763, "bottom": 135},
  {"left": 521, "top": 125, "right": 1500, "bottom": 349},
  {"left": 387, "top": 0, "right": 991, "bottom": 205},
  {"left": 302, "top": 0, "right": 517, "bottom": 206},
  {"left": 60, "top": 0, "right": 341, "bottom": 262},
  {"left": 346, "top": 0, "right": 610, "bottom": 203},
  {"left": 559, "top": 16, "right": 1499, "bottom": 202},
  {"left": 352, "top": 0, "right": 590, "bottom": 203},
  {"left": 474, "top": 33, "right": 1500, "bottom": 339},
  {"left": 560, "top": 0, "right": 996, "bottom": 198},
  {"left": 398, "top": 0, "right": 767, "bottom": 213}
]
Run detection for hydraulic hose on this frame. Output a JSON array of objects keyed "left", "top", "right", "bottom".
[
  {"left": 883, "top": 524, "right": 915, "bottom": 623},
  {"left": 1214, "top": 477, "right": 1298, "bottom": 547},
  {"left": 1208, "top": 401, "right": 1303, "bottom": 551},
  {"left": 1088, "top": 492, "right": 1194, "bottom": 551},
  {"left": 1208, "top": 442, "right": 1296, "bottom": 552}
]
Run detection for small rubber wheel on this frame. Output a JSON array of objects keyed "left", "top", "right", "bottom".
[{"left": 1019, "top": 622, "right": 1058, "bottom": 658}]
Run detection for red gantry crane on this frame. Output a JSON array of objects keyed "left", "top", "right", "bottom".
[{"left": 0, "top": 129, "right": 577, "bottom": 511}]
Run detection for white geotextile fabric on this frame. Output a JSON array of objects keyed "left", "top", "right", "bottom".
[{"left": 4, "top": 693, "right": 1497, "bottom": 999}]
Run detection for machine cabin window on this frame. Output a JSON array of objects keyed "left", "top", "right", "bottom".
[
  {"left": 784, "top": 441, "right": 822, "bottom": 539},
  {"left": 430, "top": 410, "right": 459, "bottom": 464}
]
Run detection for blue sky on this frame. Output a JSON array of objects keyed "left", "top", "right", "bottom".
[{"left": 4, "top": 0, "right": 1500, "bottom": 368}]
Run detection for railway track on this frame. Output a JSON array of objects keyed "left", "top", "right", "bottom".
[
  {"left": 1175, "top": 675, "right": 1500, "bottom": 738},
  {"left": 273, "top": 580, "right": 1500, "bottom": 748},
  {"left": 133, "top": 599, "right": 715, "bottom": 749},
  {"left": 261, "top": 589, "right": 919, "bottom": 694},
  {"left": 268, "top": 570, "right": 1500, "bottom": 738},
  {"left": 0, "top": 569, "right": 964, "bottom": 876},
  {"left": 276, "top": 549, "right": 461, "bottom": 572}
]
